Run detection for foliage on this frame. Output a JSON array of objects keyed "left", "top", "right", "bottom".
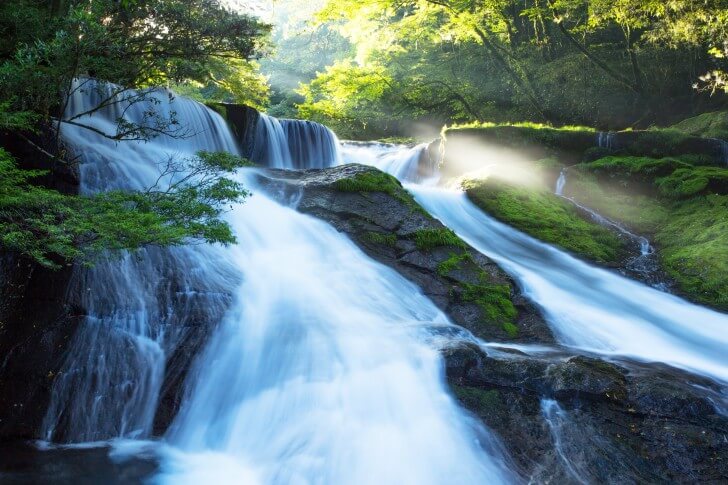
[
  {"left": 463, "top": 177, "right": 627, "bottom": 264},
  {"left": 670, "top": 111, "right": 728, "bottom": 141},
  {"left": 0, "top": 148, "right": 251, "bottom": 268},
  {"left": 0, "top": 0, "right": 270, "bottom": 143},
  {"left": 172, "top": 59, "right": 271, "bottom": 110},
  {"left": 0, "top": 1, "right": 266, "bottom": 267},
  {"left": 289, "top": 0, "right": 727, "bottom": 136}
]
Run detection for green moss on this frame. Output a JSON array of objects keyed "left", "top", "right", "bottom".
[
  {"left": 444, "top": 123, "right": 596, "bottom": 157},
  {"left": 655, "top": 194, "right": 728, "bottom": 310},
  {"left": 333, "top": 170, "right": 404, "bottom": 195},
  {"left": 656, "top": 166, "right": 728, "bottom": 198},
  {"left": 567, "top": 168, "right": 668, "bottom": 232},
  {"left": 502, "top": 322, "right": 520, "bottom": 338},
  {"left": 411, "top": 228, "right": 466, "bottom": 251},
  {"left": 462, "top": 283, "right": 518, "bottom": 335},
  {"left": 628, "top": 129, "right": 691, "bottom": 157},
  {"left": 583, "top": 156, "right": 691, "bottom": 179},
  {"left": 437, "top": 251, "right": 474, "bottom": 276},
  {"left": 670, "top": 111, "right": 728, "bottom": 141},
  {"left": 451, "top": 386, "right": 502, "bottom": 415},
  {"left": 363, "top": 231, "right": 397, "bottom": 247},
  {"left": 333, "top": 169, "right": 429, "bottom": 216},
  {"left": 463, "top": 178, "right": 627, "bottom": 264},
  {"left": 567, "top": 164, "right": 728, "bottom": 311}
]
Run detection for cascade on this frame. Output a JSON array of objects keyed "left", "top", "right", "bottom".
[
  {"left": 40, "top": 83, "right": 511, "bottom": 482},
  {"left": 341, "top": 141, "right": 439, "bottom": 184},
  {"left": 554, "top": 169, "right": 567, "bottom": 196},
  {"left": 596, "top": 131, "right": 615, "bottom": 149},
  {"left": 159, "top": 173, "right": 510, "bottom": 484},
  {"left": 249, "top": 114, "right": 341, "bottom": 169},
  {"left": 349, "top": 142, "right": 728, "bottom": 384},
  {"left": 41, "top": 80, "right": 240, "bottom": 442},
  {"left": 540, "top": 400, "right": 588, "bottom": 484}
]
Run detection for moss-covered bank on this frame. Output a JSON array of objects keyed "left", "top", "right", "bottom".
[
  {"left": 463, "top": 176, "right": 628, "bottom": 265},
  {"left": 567, "top": 157, "right": 728, "bottom": 310},
  {"left": 442, "top": 119, "right": 728, "bottom": 311}
]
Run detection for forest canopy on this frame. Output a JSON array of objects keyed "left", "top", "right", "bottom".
[{"left": 263, "top": 0, "right": 728, "bottom": 138}]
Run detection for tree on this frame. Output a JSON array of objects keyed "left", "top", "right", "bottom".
[
  {"left": 0, "top": 0, "right": 269, "bottom": 267},
  {"left": 0, "top": 0, "right": 271, "bottom": 148}
]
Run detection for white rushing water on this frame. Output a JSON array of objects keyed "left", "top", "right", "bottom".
[
  {"left": 42, "top": 79, "right": 239, "bottom": 442},
  {"left": 250, "top": 114, "right": 341, "bottom": 169},
  {"left": 159, "top": 173, "right": 510, "bottom": 484},
  {"left": 345, "top": 142, "right": 728, "bottom": 384},
  {"left": 48, "top": 83, "right": 511, "bottom": 482}
]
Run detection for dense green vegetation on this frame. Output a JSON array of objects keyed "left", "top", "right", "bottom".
[
  {"left": 569, "top": 156, "right": 728, "bottom": 309},
  {"left": 671, "top": 111, "right": 728, "bottom": 140},
  {"left": 0, "top": 147, "right": 250, "bottom": 268},
  {"left": 271, "top": 0, "right": 728, "bottom": 138},
  {"left": 0, "top": 0, "right": 268, "bottom": 267},
  {"left": 444, "top": 118, "right": 728, "bottom": 309},
  {"left": 463, "top": 177, "right": 627, "bottom": 264}
]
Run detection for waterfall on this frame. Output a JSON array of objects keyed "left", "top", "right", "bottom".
[
  {"left": 348, "top": 143, "right": 728, "bottom": 384},
  {"left": 410, "top": 187, "right": 728, "bottom": 383},
  {"left": 41, "top": 80, "right": 240, "bottom": 443},
  {"left": 596, "top": 132, "right": 615, "bottom": 149},
  {"left": 555, "top": 169, "right": 567, "bottom": 196},
  {"left": 40, "top": 83, "right": 511, "bottom": 482},
  {"left": 280, "top": 119, "right": 342, "bottom": 169},
  {"left": 249, "top": 114, "right": 341, "bottom": 169},
  {"left": 720, "top": 139, "right": 728, "bottom": 167},
  {"left": 341, "top": 142, "right": 439, "bottom": 184},
  {"left": 158, "top": 174, "right": 511, "bottom": 483}
]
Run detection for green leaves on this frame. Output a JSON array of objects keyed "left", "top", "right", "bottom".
[{"left": 0, "top": 148, "right": 252, "bottom": 268}]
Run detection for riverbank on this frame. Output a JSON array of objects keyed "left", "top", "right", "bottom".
[{"left": 442, "top": 122, "right": 728, "bottom": 312}]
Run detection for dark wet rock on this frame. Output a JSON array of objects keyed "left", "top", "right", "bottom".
[
  {"left": 255, "top": 164, "right": 554, "bottom": 344},
  {"left": 0, "top": 441, "right": 159, "bottom": 484},
  {"left": 442, "top": 343, "right": 728, "bottom": 483},
  {"left": 0, "top": 256, "right": 82, "bottom": 441}
]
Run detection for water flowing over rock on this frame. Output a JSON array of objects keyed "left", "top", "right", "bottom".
[
  {"left": 4, "top": 87, "right": 514, "bottom": 482},
  {"left": 41, "top": 80, "right": 241, "bottom": 442},
  {"left": 249, "top": 114, "right": 341, "bottom": 169}
]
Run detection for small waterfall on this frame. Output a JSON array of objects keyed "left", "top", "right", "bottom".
[
  {"left": 596, "top": 132, "right": 615, "bottom": 150},
  {"left": 41, "top": 80, "right": 240, "bottom": 442},
  {"left": 555, "top": 169, "right": 567, "bottom": 196},
  {"left": 341, "top": 142, "right": 440, "bottom": 184},
  {"left": 720, "top": 140, "right": 728, "bottom": 166},
  {"left": 280, "top": 119, "right": 341, "bottom": 169},
  {"left": 540, "top": 400, "right": 588, "bottom": 484},
  {"left": 551, "top": 168, "right": 662, "bottom": 286},
  {"left": 249, "top": 114, "right": 341, "bottom": 169}
]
